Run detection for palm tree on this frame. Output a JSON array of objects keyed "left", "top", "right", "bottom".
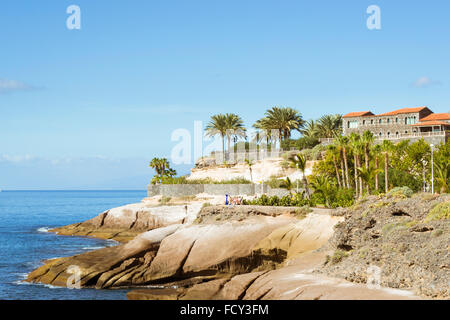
[
  {"left": 335, "top": 134, "right": 350, "bottom": 188},
  {"left": 255, "top": 107, "right": 304, "bottom": 146},
  {"left": 434, "top": 159, "right": 449, "bottom": 194},
  {"left": 149, "top": 158, "right": 175, "bottom": 184},
  {"left": 245, "top": 159, "right": 254, "bottom": 183},
  {"left": 316, "top": 114, "right": 343, "bottom": 138},
  {"left": 357, "top": 165, "right": 383, "bottom": 194},
  {"left": 380, "top": 140, "right": 394, "bottom": 193},
  {"left": 310, "top": 176, "right": 334, "bottom": 208},
  {"left": 361, "top": 130, "right": 375, "bottom": 170},
  {"left": 225, "top": 113, "right": 246, "bottom": 153},
  {"left": 289, "top": 153, "right": 311, "bottom": 199},
  {"left": 280, "top": 177, "right": 294, "bottom": 195},
  {"left": 253, "top": 117, "right": 273, "bottom": 148},
  {"left": 300, "top": 119, "right": 318, "bottom": 139},
  {"left": 327, "top": 144, "right": 342, "bottom": 188},
  {"left": 372, "top": 144, "right": 382, "bottom": 192},
  {"left": 205, "top": 114, "right": 228, "bottom": 163},
  {"left": 349, "top": 133, "right": 363, "bottom": 197}
]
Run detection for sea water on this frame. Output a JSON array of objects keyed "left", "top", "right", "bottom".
[{"left": 0, "top": 190, "right": 146, "bottom": 300}]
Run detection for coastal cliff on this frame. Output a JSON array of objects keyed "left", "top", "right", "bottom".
[{"left": 26, "top": 194, "right": 449, "bottom": 300}]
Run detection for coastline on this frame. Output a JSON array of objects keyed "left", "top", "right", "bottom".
[{"left": 25, "top": 192, "right": 448, "bottom": 300}]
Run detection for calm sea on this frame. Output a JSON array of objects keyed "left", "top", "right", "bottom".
[{"left": 0, "top": 190, "right": 147, "bottom": 300}]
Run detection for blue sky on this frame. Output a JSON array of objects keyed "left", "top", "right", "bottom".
[{"left": 1, "top": 0, "right": 449, "bottom": 189}]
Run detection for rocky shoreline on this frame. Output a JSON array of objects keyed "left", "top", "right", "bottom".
[{"left": 26, "top": 194, "right": 449, "bottom": 300}]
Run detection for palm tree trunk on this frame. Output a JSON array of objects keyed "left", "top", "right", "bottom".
[
  {"left": 354, "top": 154, "right": 358, "bottom": 198},
  {"left": 384, "top": 152, "right": 389, "bottom": 193},
  {"left": 221, "top": 135, "right": 225, "bottom": 163},
  {"left": 375, "top": 156, "right": 379, "bottom": 192},
  {"left": 302, "top": 172, "right": 311, "bottom": 200},
  {"left": 333, "top": 156, "right": 342, "bottom": 188},
  {"left": 339, "top": 151, "right": 345, "bottom": 189},
  {"left": 343, "top": 147, "right": 350, "bottom": 188},
  {"left": 358, "top": 155, "right": 363, "bottom": 197}
]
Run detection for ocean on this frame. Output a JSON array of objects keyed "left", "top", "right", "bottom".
[{"left": 0, "top": 190, "right": 147, "bottom": 300}]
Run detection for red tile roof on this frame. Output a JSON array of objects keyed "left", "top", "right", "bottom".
[
  {"left": 411, "top": 121, "right": 449, "bottom": 126},
  {"left": 342, "top": 111, "right": 374, "bottom": 118},
  {"left": 378, "top": 106, "right": 429, "bottom": 116},
  {"left": 420, "top": 113, "right": 450, "bottom": 121}
]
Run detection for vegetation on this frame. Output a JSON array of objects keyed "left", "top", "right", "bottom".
[
  {"left": 312, "top": 134, "right": 449, "bottom": 204},
  {"left": 425, "top": 202, "right": 450, "bottom": 222},
  {"left": 149, "top": 158, "right": 177, "bottom": 185},
  {"left": 159, "top": 176, "right": 252, "bottom": 185}
]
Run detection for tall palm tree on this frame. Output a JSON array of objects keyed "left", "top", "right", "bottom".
[
  {"left": 255, "top": 107, "right": 304, "bottom": 146},
  {"left": 335, "top": 134, "right": 350, "bottom": 188},
  {"left": 224, "top": 113, "right": 246, "bottom": 153},
  {"left": 205, "top": 114, "right": 228, "bottom": 163},
  {"left": 361, "top": 130, "right": 375, "bottom": 170},
  {"left": 253, "top": 117, "right": 273, "bottom": 148},
  {"left": 327, "top": 144, "right": 342, "bottom": 188},
  {"left": 380, "top": 140, "right": 394, "bottom": 193},
  {"left": 349, "top": 133, "right": 362, "bottom": 197},
  {"left": 372, "top": 144, "right": 382, "bottom": 192},
  {"left": 316, "top": 114, "right": 343, "bottom": 138},
  {"left": 289, "top": 153, "right": 311, "bottom": 199}
]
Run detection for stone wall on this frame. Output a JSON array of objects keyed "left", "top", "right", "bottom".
[{"left": 147, "top": 184, "right": 297, "bottom": 197}]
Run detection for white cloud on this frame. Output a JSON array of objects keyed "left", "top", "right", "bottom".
[
  {"left": 0, "top": 154, "right": 35, "bottom": 163},
  {"left": 0, "top": 79, "right": 36, "bottom": 94},
  {"left": 412, "top": 76, "right": 442, "bottom": 88}
]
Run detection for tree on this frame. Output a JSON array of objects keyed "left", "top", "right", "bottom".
[
  {"left": 357, "top": 164, "right": 382, "bottom": 194},
  {"left": 289, "top": 153, "right": 311, "bottom": 199},
  {"left": 361, "top": 130, "right": 375, "bottom": 170},
  {"left": 316, "top": 114, "right": 343, "bottom": 138},
  {"left": 245, "top": 159, "right": 254, "bottom": 183},
  {"left": 149, "top": 158, "right": 177, "bottom": 184},
  {"left": 335, "top": 134, "right": 350, "bottom": 188},
  {"left": 205, "top": 114, "right": 228, "bottom": 163},
  {"left": 255, "top": 107, "right": 304, "bottom": 146},
  {"left": 372, "top": 144, "right": 382, "bottom": 192},
  {"left": 349, "top": 133, "right": 364, "bottom": 197},
  {"left": 310, "top": 175, "right": 334, "bottom": 208},
  {"left": 300, "top": 119, "right": 318, "bottom": 139},
  {"left": 380, "top": 140, "right": 394, "bottom": 193},
  {"left": 225, "top": 113, "right": 246, "bottom": 153},
  {"left": 326, "top": 144, "right": 342, "bottom": 188},
  {"left": 280, "top": 177, "right": 294, "bottom": 195}
]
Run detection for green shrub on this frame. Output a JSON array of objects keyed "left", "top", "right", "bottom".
[
  {"left": 159, "top": 196, "right": 172, "bottom": 205},
  {"left": 425, "top": 202, "right": 450, "bottom": 222},
  {"left": 388, "top": 186, "right": 414, "bottom": 198},
  {"left": 160, "top": 176, "right": 251, "bottom": 185}
]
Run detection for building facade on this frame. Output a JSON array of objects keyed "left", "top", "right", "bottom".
[{"left": 341, "top": 107, "right": 450, "bottom": 144}]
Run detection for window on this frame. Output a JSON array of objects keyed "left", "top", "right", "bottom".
[
  {"left": 387, "top": 132, "right": 391, "bottom": 137},
  {"left": 406, "top": 116, "right": 417, "bottom": 125},
  {"left": 348, "top": 120, "right": 358, "bottom": 129},
  {"left": 371, "top": 120, "right": 374, "bottom": 125},
  {"left": 387, "top": 118, "right": 391, "bottom": 124},
  {"left": 396, "top": 132, "right": 399, "bottom": 138},
  {"left": 379, "top": 119, "right": 382, "bottom": 124},
  {"left": 379, "top": 132, "right": 382, "bottom": 137},
  {"left": 363, "top": 120, "right": 366, "bottom": 125},
  {"left": 396, "top": 118, "right": 399, "bottom": 123}
]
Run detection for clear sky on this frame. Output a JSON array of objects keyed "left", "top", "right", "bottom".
[{"left": 1, "top": 0, "right": 449, "bottom": 189}]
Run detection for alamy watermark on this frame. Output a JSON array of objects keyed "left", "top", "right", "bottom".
[
  {"left": 66, "top": 265, "right": 81, "bottom": 289},
  {"left": 66, "top": 5, "right": 81, "bottom": 30},
  {"left": 367, "top": 5, "right": 381, "bottom": 30}
]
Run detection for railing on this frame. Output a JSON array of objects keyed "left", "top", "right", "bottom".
[{"left": 320, "top": 131, "right": 447, "bottom": 144}]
